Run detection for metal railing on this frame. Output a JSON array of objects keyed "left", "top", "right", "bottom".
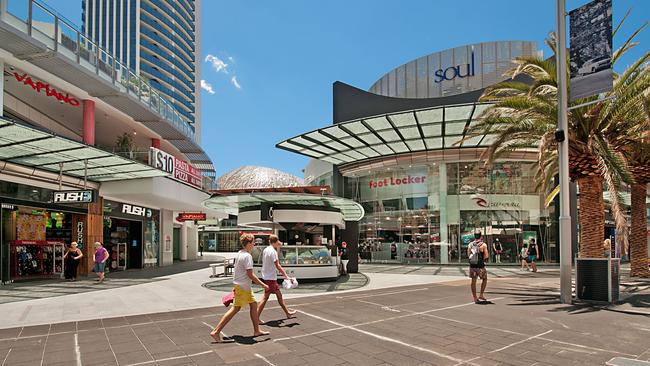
[{"left": 0, "top": 0, "right": 195, "bottom": 141}]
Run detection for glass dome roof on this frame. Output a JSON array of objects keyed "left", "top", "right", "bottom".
[{"left": 217, "top": 166, "right": 304, "bottom": 190}]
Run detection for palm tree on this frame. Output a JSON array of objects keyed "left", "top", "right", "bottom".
[
  {"left": 464, "top": 22, "right": 650, "bottom": 258},
  {"left": 626, "top": 95, "right": 650, "bottom": 277}
]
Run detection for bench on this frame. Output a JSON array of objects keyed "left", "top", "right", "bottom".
[{"left": 209, "top": 259, "right": 235, "bottom": 278}]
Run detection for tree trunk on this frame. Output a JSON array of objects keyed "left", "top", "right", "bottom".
[
  {"left": 577, "top": 175, "right": 605, "bottom": 258},
  {"left": 630, "top": 183, "right": 650, "bottom": 278}
]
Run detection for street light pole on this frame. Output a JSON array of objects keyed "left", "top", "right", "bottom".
[{"left": 556, "top": 0, "right": 573, "bottom": 304}]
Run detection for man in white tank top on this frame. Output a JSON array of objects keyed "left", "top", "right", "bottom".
[{"left": 257, "top": 235, "right": 297, "bottom": 324}]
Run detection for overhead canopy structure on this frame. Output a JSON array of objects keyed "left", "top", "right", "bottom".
[
  {"left": 0, "top": 118, "right": 168, "bottom": 181},
  {"left": 203, "top": 192, "right": 365, "bottom": 222},
  {"left": 276, "top": 102, "right": 498, "bottom": 165}
]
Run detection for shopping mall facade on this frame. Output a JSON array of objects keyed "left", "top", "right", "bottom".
[
  {"left": 278, "top": 41, "right": 563, "bottom": 265},
  {"left": 0, "top": 0, "right": 221, "bottom": 283}
]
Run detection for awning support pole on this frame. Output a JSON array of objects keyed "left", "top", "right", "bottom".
[
  {"left": 84, "top": 159, "right": 88, "bottom": 189},
  {"left": 58, "top": 162, "right": 63, "bottom": 190}
]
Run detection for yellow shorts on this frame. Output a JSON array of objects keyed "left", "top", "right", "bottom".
[{"left": 233, "top": 285, "right": 256, "bottom": 308}]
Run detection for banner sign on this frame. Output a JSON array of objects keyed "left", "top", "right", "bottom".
[
  {"left": 149, "top": 148, "right": 202, "bottom": 189},
  {"left": 12, "top": 71, "right": 80, "bottom": 107},
  {"left": 176, "top": 212, "right": 207, "bottom": 222},
  {"left": 52, "top": 190, "right": 95, "bottom": 203},
  {"left": 569, "top": 0, "right": 613, "bottom": 101}
]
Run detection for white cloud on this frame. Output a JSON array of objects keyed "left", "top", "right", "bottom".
[
  {"left": 200, "top": 80, "right": 215, "bottom": 94},
  {"left": 205, "top": 54, "right": 228, "bottom": 74},
  {"left": 227, "top": 56, "right": 235, "bottom": 63},
  {"left": 230, "top": 76, "right": 242, "bottom": 90}
]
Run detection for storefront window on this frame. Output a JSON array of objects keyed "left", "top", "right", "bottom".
[
  {"left": 103, "top": 200, "right": 159, "bottom": 270},
  {"left": 348, "top": 161, "right": 547, "bottom": 264}
]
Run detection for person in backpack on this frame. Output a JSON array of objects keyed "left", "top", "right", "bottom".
[
  {"left": 527, "top": 238, "right": 540, "bottom": 272},
  {"left": 493, "top": 238, "right": 503, "bottom": 264},
  {"left": 467, "top": 230, "right": 489, "bottom": 304}
]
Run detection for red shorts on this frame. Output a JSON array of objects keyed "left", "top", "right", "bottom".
[{"left": 263, "top": 279, "right": 280, "bottom": 294}]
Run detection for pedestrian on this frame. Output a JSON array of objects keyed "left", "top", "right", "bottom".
[
  {"left": 527, "top": 238, "right": 540, "bottom": 272},
  {"left": 199, "top": 242, "right": 203, "bottom": 257},
  {"left": 520, "top": 244, "right": 530, "bottom": 271},
  {"left": 603, "top": 238, "right": 611, "bottom": 257},
  {"left": 340, "top": 241, "right": 349, "bottom": 275},
  {"left": 64, "top": 242, "right": 83, "bottom": 282},
  {"left": 93, "top": 242, "right": 109, "bottom": 283},
  {"left": 467, "top": 230, "right": 489, "bottom": 304},
  {"left": 257, "top": 235, "right": 297, "bottom": 324},
  {"left": 210, "top": 233, "right": 269, "bottom": 343},
  {"left": 493, "top": 238, "right": 503, "bottom": 264}
]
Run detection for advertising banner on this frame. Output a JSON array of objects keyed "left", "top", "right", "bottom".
[
  {"left": 569, "top": 0, "right": 613, "bottom": 101},
  {"left": 149, "top": 147, "right": 202, "bottom": 189}
]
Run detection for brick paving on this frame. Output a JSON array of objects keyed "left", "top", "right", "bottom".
[{"left": 1, "top": 276, "right": 649, "bottom": 366}]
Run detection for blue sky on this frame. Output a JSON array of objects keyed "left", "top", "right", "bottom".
[{"left": 46, "top": 0, "right": 649, "bottom": 178}]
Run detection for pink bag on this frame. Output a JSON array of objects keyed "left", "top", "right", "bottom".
[{"left": 222, "top": 291, "right": 234, "bottom": 307}]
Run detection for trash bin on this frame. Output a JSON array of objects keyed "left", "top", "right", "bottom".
[{"left": 576, "top": 257, "right": 620, "bottom": 303}]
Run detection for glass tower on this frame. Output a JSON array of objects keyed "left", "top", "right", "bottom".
[{"left": 82, "top": 0, "right": 201, "bottom": 140}]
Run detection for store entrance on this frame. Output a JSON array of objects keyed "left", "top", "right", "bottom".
[
  {"left": 104, "top": 218, "right": 143, "bottom": 270},
  {"left": 173, "top": 227, "right": 181, "bottom": 260}
]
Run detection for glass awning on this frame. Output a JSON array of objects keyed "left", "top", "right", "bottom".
[
  {"left": 202, "top": 193, "right": 365, "bottom": 222},
  {"left": 0, "top": 118, "right": 168, "bottom": 182},
  {"left": 276, "top": 102, "right": 498, "bottom": 165}
]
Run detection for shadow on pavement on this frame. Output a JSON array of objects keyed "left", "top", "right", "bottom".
[
  {"left": 262, "top": 319, "right": 300, "bottom": 328},
  {"left": 227, "top": 335, "right": 271, "bottom": 345}
]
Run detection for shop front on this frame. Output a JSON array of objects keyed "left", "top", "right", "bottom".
[
  {"left": 344, "top": 161, "right": 546, "bottom": 265},
  {"left": 0, "top": 181, "right": 89, "bottom": 282},
  {"left": 103, "top": 200, "right": 160, "bottom": 270}
]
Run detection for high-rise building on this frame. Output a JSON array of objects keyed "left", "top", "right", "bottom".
[{"left": 81, "top": 0, "right": 202, "bottom": 141}]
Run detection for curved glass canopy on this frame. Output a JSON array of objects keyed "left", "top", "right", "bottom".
[
  {"left": 276, "top": 102, "right": 496, "bottom": 165},
  {"left": 202, "top": 193, "right": 365, "bottom": 222}
]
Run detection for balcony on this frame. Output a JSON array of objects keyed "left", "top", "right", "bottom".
[
  {"left": 0, "top": 0, "right": 214, "bottom": 177},
  {"left": 0, "top": 0, "right": 195, "bottom": 142}
]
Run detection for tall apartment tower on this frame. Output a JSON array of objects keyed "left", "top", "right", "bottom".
[{"left": 82, "top": 0, "right": 202, "bottom": 142}]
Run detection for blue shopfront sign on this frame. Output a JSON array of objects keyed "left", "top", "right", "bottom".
[{"left": 433, "top": 49, "right": 476, "bottom": 83}]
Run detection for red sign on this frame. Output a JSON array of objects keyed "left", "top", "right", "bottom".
[
  {"left": 369, "top": 175, "right": 427, "bottom": 189},
  {"left": 174, "top": 158, "right": 202, "bottom": 189},
  {"left": 13, "top": 72, "right": 80, "bottom": 107},
  {"left": 177, "top": 212, "right": 207, "bottom": 222}
]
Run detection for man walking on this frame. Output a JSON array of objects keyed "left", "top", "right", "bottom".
[
  {"left": 257, "top": 235, "right": 297, "bottom": 324},
  {"left": 468, "top": 230, "right": 489, "bottom": 304},
  {"left": 210, "top": 234, "right": 269, "bottom": 343},
  {"left": 527, "top": 238, "right": 540, "bottom": 272}
]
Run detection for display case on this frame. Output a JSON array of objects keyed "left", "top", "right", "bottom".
[{"left": 252, "top": 245, "right": 338, "bottom": 280}]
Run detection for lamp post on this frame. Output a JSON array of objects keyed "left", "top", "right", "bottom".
[{"left": 556, "top": 0, "right": 573, "bottom": 304}]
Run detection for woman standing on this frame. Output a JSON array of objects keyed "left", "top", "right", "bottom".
[{"left": 64, "top": 242, "right": 83, "bottom": 281}]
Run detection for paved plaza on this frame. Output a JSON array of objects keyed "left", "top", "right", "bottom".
[{"left": 0, "top": 262, "right": 649, "bottom": 366}]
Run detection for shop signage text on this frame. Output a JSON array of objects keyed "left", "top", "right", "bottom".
[
  {"left": 77, "top": 221, "right": 84, "bottom": 246},
  {"left": 472, "top": 197, "right": 521, "bottom": 209},
  {"left": 122, "top": 204, "right": 152, "bottom": 218},
  {"left": 433, "top": 49, "right": 475, "bottom": 83},
  {"left": 13, "top": 72, "right": 80, "bottom": 107},
  {"left": 176, "top": 212, "right": 206, "bottom": 222},
  {"left": 369, "top": 175, "right": 426, "bottom": 189},
  {"left": 52, "top": 190, "right": 95, "bottom": 203},
  {"left": 149, "top": 148, "right": 202, "bottom": 189}
]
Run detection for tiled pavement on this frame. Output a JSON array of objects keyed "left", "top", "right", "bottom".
[
  {"left": 1, "top": 276, "right": 649, "bottom": 366},
  {"left": 203, "top": 273, "right": 370, "bottom": 294}
]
